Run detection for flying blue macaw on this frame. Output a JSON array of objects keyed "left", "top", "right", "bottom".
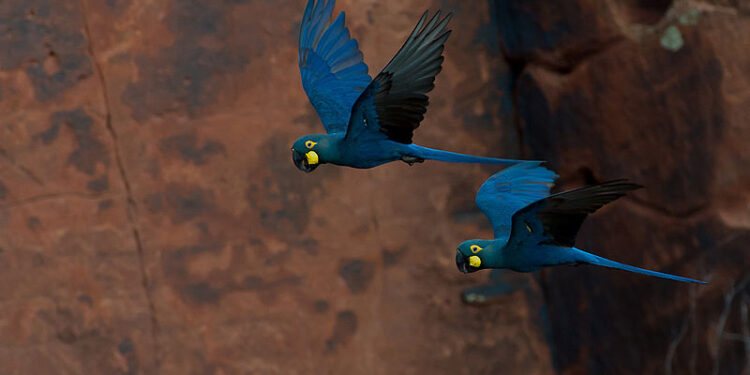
[
  {"left": 291, "top": 0, "right": 527, "bottom": 172},
  {"left": 455, "top": 162, "right": 707, "bottom": 284}
]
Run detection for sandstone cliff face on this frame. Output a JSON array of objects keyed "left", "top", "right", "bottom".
[
  {"left": 497, "top": 1, "right": 750, "bottom": 374},
  {"left": 0, "top": 0, "right": 746, "bottom": 374}
]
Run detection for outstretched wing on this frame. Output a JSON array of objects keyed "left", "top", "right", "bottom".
[
  {"left": 508, "top": 180, "right": 642, "bottom": 248},
  {"left": 345, "top": 10, "right": 451, "bottom": 143},
  {"left": 475, "top": 162, "right": 557, "bottom": 239},
  {"left": 299, "top": 0, "right": 371, "bottom": 134}
]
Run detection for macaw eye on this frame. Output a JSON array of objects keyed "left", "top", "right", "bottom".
[
  {"left": 305, "top": 140, "right": 317, "bottom": 149},
  {"left": 470, "top": 245, "right": 482, "bottom": 253}
]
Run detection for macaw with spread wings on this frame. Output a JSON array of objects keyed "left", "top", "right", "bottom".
[
  {"left": 291, "top": 0, "right": 528, "bottom": 172},
  {"left": 455, "top": 162, "right": 706, "bottom": 284}
]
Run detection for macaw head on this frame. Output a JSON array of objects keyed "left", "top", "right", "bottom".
[
  {"left": 455, "top": 239, "right": 494, "bottom": 274},
  {"left": 291, "top": 134, "right": 330, "bottom": 173}
]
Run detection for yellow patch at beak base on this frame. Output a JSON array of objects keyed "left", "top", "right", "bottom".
[
  {"left": 305, "top": 151, "right": 319, "bottom": 165},
  {"left": 468, "top": 256, "right": 481, "bottom": 268}
]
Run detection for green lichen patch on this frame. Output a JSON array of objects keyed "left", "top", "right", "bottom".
[{"left": 660, "top": 25, "right": 684, "bottom": 52}]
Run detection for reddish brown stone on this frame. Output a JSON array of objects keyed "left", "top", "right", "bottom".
[
  {"left": 0, "top": 0, "right": 551, "bottom": 374},
  {"left": 509, "top": 3, "right": 750, "bottom": 374}
]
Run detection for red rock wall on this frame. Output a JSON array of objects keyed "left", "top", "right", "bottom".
[
  {"left": 0, "top": 0, "right": 747, "bottom": 374},
  {"left": 497, "top": 1, "right": 750, "bottom": 374}
]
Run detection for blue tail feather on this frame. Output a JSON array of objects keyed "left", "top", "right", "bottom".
[
  {"left": 407, "top": 144, "right": 529, "bottom": 165},
  {"left": 570, "top": 248, "right": 706, "bottom": 284}
]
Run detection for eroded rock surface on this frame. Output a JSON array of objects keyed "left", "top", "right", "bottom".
[
  {"left": 0, "top": 1, "right": 550, "bottom": 374},
  {"left": 495, "top": 0, "right": 750, "bottom": 373}
]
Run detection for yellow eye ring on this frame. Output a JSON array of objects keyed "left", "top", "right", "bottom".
[
  {"left": 305, "top": 140, "right": 317, "bottom": 149},
  {"left": 470, "top": 245, "right": 483, "bottom": 253}
]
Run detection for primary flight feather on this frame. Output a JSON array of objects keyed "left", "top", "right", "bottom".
[
  {"left": 455, "top": 162, "right": 706, "bottom": 284},
  {"left": 292, "top": 0, "right": 529, "bottom": 172}
]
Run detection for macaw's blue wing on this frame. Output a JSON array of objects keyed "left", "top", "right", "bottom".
[
  {"left": 299, "top": 0, "right": 371, "bottom": 134},
  {"left": 508, "top": 180, "right": 642, "bottom": 249},
  {"left": 475, "top": 162, "right": 557, "bottom": 239},
  {"left": 345, "top": 10, "right": 451, "bottom": 143}
]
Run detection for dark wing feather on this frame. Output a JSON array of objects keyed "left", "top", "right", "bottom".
[
  {"left": 509, "top": 180, "right": 642, "bottom": 248},
  {"left": 299, "top": 0, "right": 371, "bottom": 134},
  {"left": 346, "top": 11, "right": 452, "bottom": 143}
]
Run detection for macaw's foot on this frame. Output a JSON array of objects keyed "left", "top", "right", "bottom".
[{"left": 401, "top": 155, "right": 425, "bottom": 165}]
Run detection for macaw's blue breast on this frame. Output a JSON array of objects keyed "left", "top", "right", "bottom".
[
  {"left": 500, "top": 244, "right": 571, "bottom": 273},
  {"left": 336, "top": 139, "right": 405, "bottom": 169}
]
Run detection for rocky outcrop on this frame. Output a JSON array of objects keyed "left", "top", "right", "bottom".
[{"left": 494, "top": 0, "right": 750, "bottom": 374}]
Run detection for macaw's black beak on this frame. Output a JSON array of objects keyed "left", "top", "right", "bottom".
[
  {"left": 456, "top": 251, "right": 480, "bottom": 274},
  {"left": 291, "top": 149, "right": 318, "bottom": 173},
  {"left": 456, "top": 252, "right": 468, "bottom": 274}
]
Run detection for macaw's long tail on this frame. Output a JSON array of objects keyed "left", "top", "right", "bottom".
[
  {"left": 407, "top": 144, "right": 528, "bottom": 165},
  {"left": 567, "top": 247, "right": 707, "bottom": 284}
]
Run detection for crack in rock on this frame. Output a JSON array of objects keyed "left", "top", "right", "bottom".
[{"left": 77, "top": 0, "right": 160, "bottom": 371}]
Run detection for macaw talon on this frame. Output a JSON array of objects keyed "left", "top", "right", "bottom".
[{"left": 401, "top": 155, "right": 425, "bottom": 165}]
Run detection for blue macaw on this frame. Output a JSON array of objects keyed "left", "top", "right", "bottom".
[
  {"left": 455, "top": 162, "right": 707, "bottom": 284},
  {"left": 291, "top": 0, "right": 528, "bottom": 172}
]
